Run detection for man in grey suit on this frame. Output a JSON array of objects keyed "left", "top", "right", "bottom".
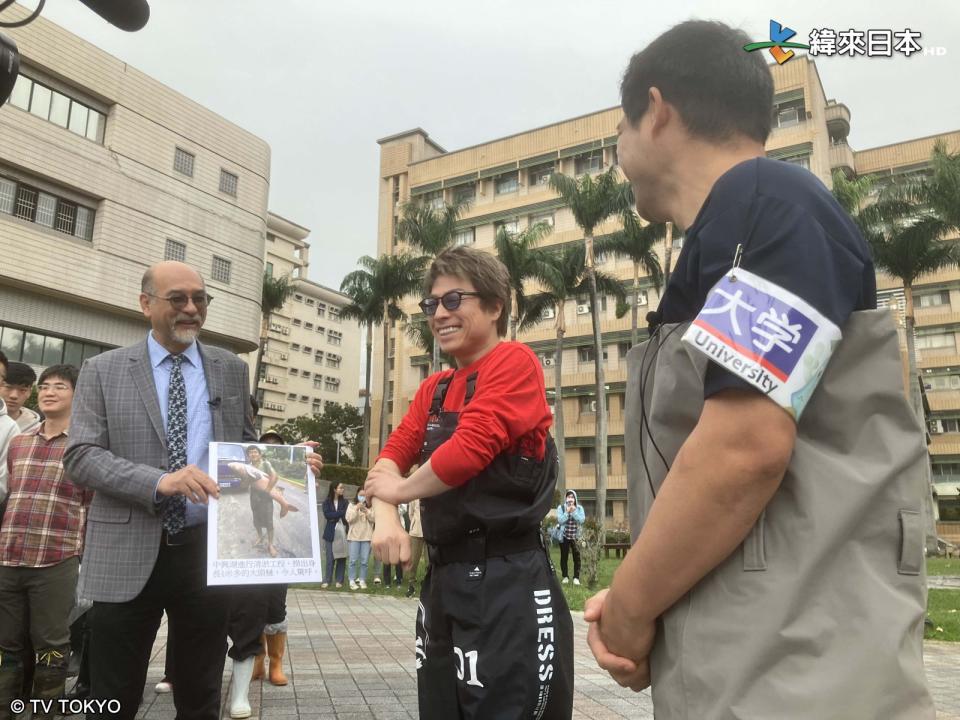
[{"left": 64, "top": 261, "right": 254, "bottom": 720}]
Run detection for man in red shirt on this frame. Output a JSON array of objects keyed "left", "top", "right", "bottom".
[
  {"left": 364, "top": 246, "right": 573, "bottom": 719},
  {"left": 0, "top": 364, "right": 89, "bottom": 718}
]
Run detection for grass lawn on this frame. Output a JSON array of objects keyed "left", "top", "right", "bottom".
[
  {"left": 926, "top": 589, "right": 960, "bottom": 642},
  {"left": 297, "top": 548, "right": 960, "bottom": 640},
  {"left": 926, "top": 557, "right": 960, "bottom": 576}
]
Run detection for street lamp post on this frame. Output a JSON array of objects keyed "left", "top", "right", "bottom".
[{"left": 335, "top": 424, "right": 364, "bottom": 465}]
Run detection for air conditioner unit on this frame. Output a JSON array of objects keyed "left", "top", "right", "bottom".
[
  {"left": 930, "top": 420, "right": 945, "bottom": 435},
  {"left": 587, "top": 400, "right": 597, "bottom": 412},
  {"left": 542, "top": 307, "right": 555, "bottom": 319},
  {"left": 543, "top": 357, "right": 555, "bottom": 367},
  {"left": 576, "top": 303, "right": 590, "bottom": 315},
  {"left": 281, "top": 327, "right": 291, "bottom": 335},
  {"left": 636, "top": 291, "right": 649, "bottom": 307}
]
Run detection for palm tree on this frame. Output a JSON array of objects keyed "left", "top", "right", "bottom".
[
  {"left": 254, "top": 272, "right": 296, "bottom": 395},
  {"left": 833, "top": 170, "right": 958, "bottom": 419},
  {"left": 339, "top": 274, "right": 380, "bottom": 467},
  {"left": 341, "top": 253, "right": 429, "bottom": 452},
  {"left": 924, "top": 140, "right": 960, "bottom": 232},
  {"left": 521, "top": 243, "right": 627, "bottom": 492},
  {"left": 597, "top": 211, "right": 665, "bottom": 347},
  {"left": 494, "top": 221, "right": 554, "bottom": 341},
  {"left": 403, "top": 318, "right": 455, "bottom": 369},
  {"left": 662, "top": 223, "right": 674, "bottom": 289},
  {"left": 396, "top": 199, "right": 467, "bottom": 371},
  {"left": 549, "top": 167, "right": 626, "bottom": 525}
]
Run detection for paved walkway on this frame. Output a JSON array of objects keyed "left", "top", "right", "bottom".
[{"left": 132, "top": 589, "right": 960, "bottom": 719}]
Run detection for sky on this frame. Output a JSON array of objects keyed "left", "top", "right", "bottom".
[{"left": 12, "top": 0, "right": 960, "bottom": 292}]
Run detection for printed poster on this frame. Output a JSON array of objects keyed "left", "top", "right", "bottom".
[{"left": 207, "top": 442, "right": 322, "bottom": 585}]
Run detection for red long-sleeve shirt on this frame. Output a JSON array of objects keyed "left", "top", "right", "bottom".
[{"left": 378, "top": 342, "right": 552, "bottom": 487}]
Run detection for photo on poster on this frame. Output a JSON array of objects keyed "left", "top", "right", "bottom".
[{"left": 207, "top": 442, "right": 322, "bottom": 585}]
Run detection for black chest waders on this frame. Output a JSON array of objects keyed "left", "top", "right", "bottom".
[{"left": 415, "top": 371, "right": 574, "bottom": 720}]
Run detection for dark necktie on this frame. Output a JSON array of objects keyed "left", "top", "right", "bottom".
[{"left": 161, "top": 354, "right": 188, "bottom": 534}]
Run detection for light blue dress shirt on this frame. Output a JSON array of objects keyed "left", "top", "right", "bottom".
[{"left": 147, "top": 333, "right": 214, "bottom": 527}]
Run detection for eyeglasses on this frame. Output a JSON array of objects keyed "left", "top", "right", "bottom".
[
  {"left": 147, "top": 293, "right": 213, "bottom": 310},
  {"left": 38, "top": 383, "right": 72, "bottom": 393},
  {"left": 419, "top": 290, "right": 482, "bottom": 316}
]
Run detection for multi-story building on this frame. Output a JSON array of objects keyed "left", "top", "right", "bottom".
[
  {"left": 255, "top": 213, "right": 361, "bottom": 436},
  {"left": 0, "top": 7, "right": 268, "bottom": 365},
  {"left": 373, "top": 56, "right": 960, "bottom": 526}
]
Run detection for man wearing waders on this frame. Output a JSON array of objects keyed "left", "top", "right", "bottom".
[
  {"left": 585, "top": 20, "right": 934, "bottom": 720},
  {"left": 364, "top": 246, "right": 574, "bottom": 719}
]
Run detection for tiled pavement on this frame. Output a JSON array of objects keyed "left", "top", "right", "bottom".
[{"left": 133, "top": 589, "right": 960, "bottom": 719}]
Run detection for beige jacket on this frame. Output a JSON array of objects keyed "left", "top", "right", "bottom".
[
  {"left": 345, "top": 501, "right": 374, "bottom": 542},
  {"left": 626, "top": 310, "right": 933, "bottom": 719},
  {"left": 408, "top": 499, "right": 422, "bottom": 538}
]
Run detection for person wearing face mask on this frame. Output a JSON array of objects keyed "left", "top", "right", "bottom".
[
  {"left": 363, "top": 246, "right": 573, "bottom": 719},
  {"left": 345, "top": 492, "right": 374, "bottom": 590}
]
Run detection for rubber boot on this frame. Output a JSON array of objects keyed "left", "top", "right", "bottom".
[
  {"left": 265, "top": 633, "right": 288, "bottom": 686},
  {"left": 31, "top": 648, "right": 69, "bottom": 720},
  {"left": 251, "top": 634, "right": 267, "bottom": 681},
  {"left": 0, "top": 652, "right": 24, "bottom": 720},
  {"left": 228, "top": 656, "right": 256, "bottom": 719}
]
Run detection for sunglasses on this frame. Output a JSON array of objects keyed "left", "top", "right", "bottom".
[
  {"left": 419, "top": 290, "right": 482, "bottom": 316},
  {"left": 147, "top": 293, "right": 214, "bottom": 311}
]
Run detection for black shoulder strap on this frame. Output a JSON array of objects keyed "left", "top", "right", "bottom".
[
  {"left": 429, "top": 371, "right": 456, "bottom": 414},
  {"left": 464, "top": 372, "right": 479, "bottom": 405}
]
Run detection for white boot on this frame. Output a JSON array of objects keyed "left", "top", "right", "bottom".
[{"left": 229, "top": 656, "right": 256, "bottom": 719}]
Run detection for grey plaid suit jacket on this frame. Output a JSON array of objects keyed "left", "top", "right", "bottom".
[{"left": 64, "top": 338, "right": 255, "bottom": 603}]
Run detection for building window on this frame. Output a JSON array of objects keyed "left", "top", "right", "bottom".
[
  {"left": 329, "top": 307, "right": 341, "bottom": 322},
  {"left": 173, "top": 148, "right": 195, "bottom": 177},
  {"left": 219, "top": 169, "right": 239, "bottom": 196},
  {"left": 528, "top": 162, "right": 555, "bottom": 186},
  {"left": 265, "top": 262, "right": 274, "bottom": 277},
  {"left": 305, "top": 322, "right": 314, "bottom": 331},
  {"left": 773, "top": 99, "right": 805, "bottom": 128},
  {"left": 301, "top": 370, "right": 311, "bottom": 378},
  {"left": 422, "top": 190, "right": 444, "bottom": 211},
  {"left": 287, "top": 393, "right": 297, "bottom": 401},
  {"left": 314, "top": 351, "right": 324, "bottom": 364},
  {"left": 0, "top": 323, "right": 108, "bottom": 366},
  {"left": 313, "top": 377, "right": 323, "bottom": 389},
  {"left": 164, "top": 239, "right": 187, "bottom": 262},
  {"left": 291, "top": 343, "right": 301, "bottom": 351},
  {"left": 312, "top": 400, "right": 322, "bottom": 414},
  {"left": 328, "top": 331, "right": 342, "bottom": 346},
  {"left": 8, "top": 73, "right": 106, "bottom": 143},
  {"left": 785, "top": 155, "right": 810, "bottom": 170},
  {"left": 294, "top": 294, "right": 303, "bottom": 303},
  {"left": 306, "top": 298, "right": 315, "bottom": 306},
  {"left": 455, "top": 228, "right": 475, "bottom": 246},
  {"left": 495, "top": 171, "right": 519, "bottom": 195},
  {"left": 579, "top": 447, "right": 595, "bottom": 466},
  {"left": 316, "top": 326, "right": 326, "bottom": 337},
  {"left": 211, "top": 256, "right": 232, "bottom": 284},
  {"left": 1, "top": 175, "right": 96, "bottom": 241},
  {"left": 392, "top": 176, "right": 401, "bottom": 205},
  {"left": 916, "top": 333, "right": 956, "bottom": 351},
  {"left": 303, "top": 346, "right": 312, "bottom": 354},
  {"left": 529, "top": 212, "right": 554, "bottom": 227},
  {"left": 326, "top": 354, "right": 341, "bottom": 369},
  {"left": 452, "top": 183, "right": 475, "bottom": 205},
  {"left": 919, "top": 290, "right": 951, "bottom": 308},
  {"left": 927, "top": 374, "right": 960, "bottom": 391},
  {"left": 292, "top": 319, "right": 302, "bottom": 327},
  {"left": 324, "top": 377, "right": 340, "bottom": 392},
  {"left": 316, "top": 303, "right": 326, "bottom": 318},
  {"left": 574, "top": 151, "right": 603, "bottom": 175},
  {"left": 288, "top": 368, "right": 298, "bottom": 376},
  {"left": 494, "top": 219, "right": 520, "bottom": 236}
]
